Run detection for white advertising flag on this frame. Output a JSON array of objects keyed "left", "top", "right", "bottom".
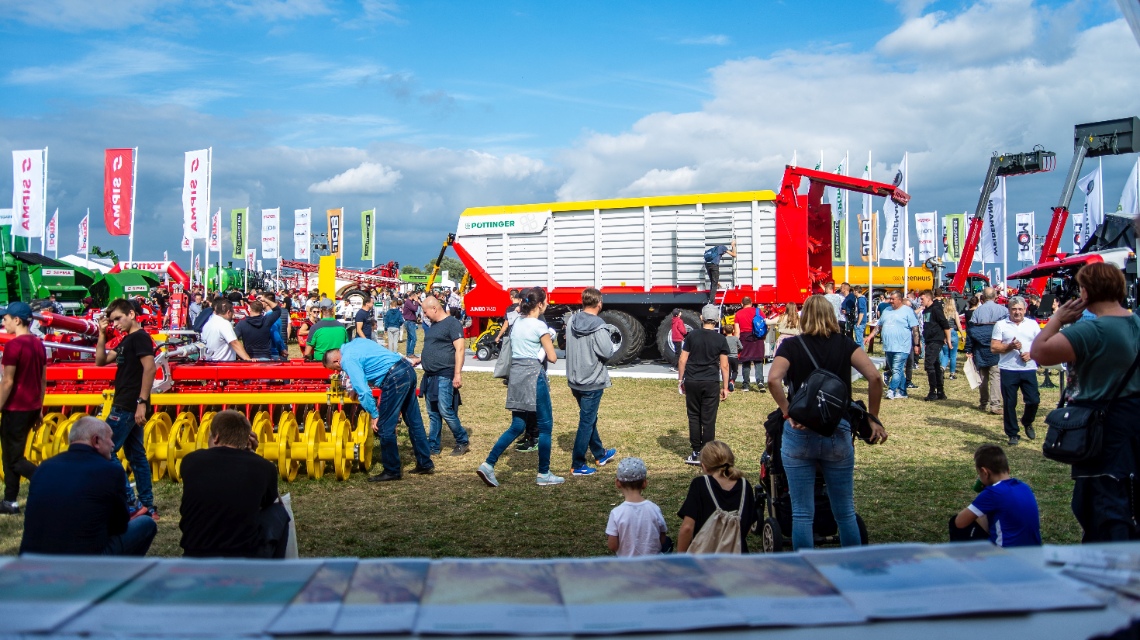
[
  {"left": 1076, "top": 165, "right": 1103, "bottom": 245},
  {"left": 1015, "top": 212, "right": 1035, "bottom": 261},
  {"left": 182, "top": 149, "right": 210, "bottom": 240},
  {"left": 46, "top": 209, "right": 58, "bottom": 251},
  {"left": 913, "top": 212, "right": 937, "bottom": 261},
  {"left": 879, "top": 155, "right": 907, "bottom": 261},
  {"left": 256, "top": 259, "right": 263, "bottom": 272},
  {"left": 181, "top": 235, "right": 192, "bottom": 251},
  {"left": 981, "top": 177, "right": 1005, "bottom": 263},
  {"left": 294, "top": 208, "right": 311, "bottom": 259},
  {"left": 1072, "top": 213, "right": 1085, "bottom": 253},
  {"left": 1117, "top": 157, "right": 1139, "bottom": 218},
  {"left": 209, "top": 209, "right": 221, "bottom": 251},
  {"left": 246, "top": 249, "right": 256, "bottom": 270},
  {"left": 261, "top": 208, "right": 280, "bottom": 259},
  {"left": 11, "top": 149, "right": 45, "bottom": 238},
  {"left": 0, "top": 209, "right": 12, "bottom": 227},
  {"left": 77, "top": 212, "right": 89, "bottom": 253}
]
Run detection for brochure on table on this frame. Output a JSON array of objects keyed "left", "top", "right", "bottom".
[
  {"left": 333, "top": 559, "right": 429, "bottom": 636},
  {"left": 0, "top": 556, "right": 152, "bottom": 634}
]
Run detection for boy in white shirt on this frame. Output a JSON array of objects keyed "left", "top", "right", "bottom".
[
  {"left": 991, "top": 296, "right": 1041, "bottom": 446},
  {"left": 606, "top": 457, "right": 669, "bottom": 556}
]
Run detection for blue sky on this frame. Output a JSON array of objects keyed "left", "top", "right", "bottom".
[{"left": 2, "top": 0, "right": 1138, "bottom": 277}]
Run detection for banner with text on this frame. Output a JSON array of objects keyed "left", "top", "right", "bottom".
[
  {"left": 942, "top": 213, "right": 966, "bottom": 261},
  {"left": 181, "top": 235, "right": 191, "bottom": 251},
  {"left": 1015, "top": 212, "right": 1035, "bottom": 262},
  {"left": 858, "top": 211, "right": 877, "bottom": 263},
  {"left": 327, "top": 208, "right": 343, "bottom": 259},
  {"left": 914, "top": 212, "right": 937, "bottom": 262},
  {"left": 879, "top": 155, "right": 907, "bottom": 261},
  {"left": 1119, "top": 158, "right": 1139, "bottom": 217},
  {"left": 103, "top": 148, "right": 134, "bottom": 236},
  {"left": 1076, "top": 165, "right": 1102, "bottom": 251},
  {"left": 294, "top": 208, "right": 311, "bottom": 260},
  {"left": 209, "top": 209, "right": 221, "bottom": 252},
  {"left": 12, "top": 149, "right": 45, "bottom": 238},
  {"left": 361, "top": 209, "right": 374, "bottom": 261},
  {"left": 980, "top": 177, "right": 1005, "bottom": 263},
  {"left": 78, "top": 213, "right": 89, "bottom": 253},
  {"left": 261, "top": 208, "right": 279, "bottom": 260},
  {"left": 182, "top": 149, "right": 209, "bottom": 240},
  {"left": 231, "top": 208, "right": 247, "bottom": 259},
  {"left": 246, "top": 249, "right": 256, "bottom": 270},
  {"left": 46, "top": 209, "right": 58, "bottom": 252},
  {"left": 1072, "top": 213, "right": 1084, "bottom": 253}
]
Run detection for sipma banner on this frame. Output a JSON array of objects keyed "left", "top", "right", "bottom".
[
  {"left": 11, "top": 149, "right": 45, "bottom": 239},
  {"left": 183, "top": 149, "right": 209, "bottom": 240},
  {"left": 103, "top": 148, "right": 134, "bottom": 236}
]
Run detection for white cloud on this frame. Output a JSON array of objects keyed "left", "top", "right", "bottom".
[
  {"left": 678, "top": 35, "right": 732, "bottom": 46},
  {"left": 621, "top": 167, "right": 699, "bottom": 195},
  {"left": 876, "top": 0, "right": 1038, "bottom": 64},
  {"left": 7, "top": 43, "right": 192, "bottom": 86},
  {"left": 226, "top": 0, "right": 332, "bottom": 21},
  {"left": 308, "top": 162, "right": 403, "bottom": 194},
  {"left": 448, "top": 151, "right": 546, "bottom": 182},
  {"left": 0, "top": 0, "right": 178, "bottom": 31}
]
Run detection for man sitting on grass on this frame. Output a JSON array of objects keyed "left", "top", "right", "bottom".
[{"left": 951, "top": 444, "right": 1041, "bottom": 547}]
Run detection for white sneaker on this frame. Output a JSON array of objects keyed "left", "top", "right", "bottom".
[
  {"left": 476, "top": 462, "right": 499, "bottom": 487},
  {"left": 536, "top": 471, "right": 565, "bottom": 486},
  {"left": 885, "top": 390, "right": 895, "bottom": 400}
]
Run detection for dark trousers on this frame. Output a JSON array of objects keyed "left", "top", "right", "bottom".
[
  {"left": 255, "top": 502, "right": 292, "bottom": 559},
  {"left": 727, "top": 357, "right": 739, "bottom": 387},
  {"left": 740, "top": 361, "right": 765, "bottom": 386},
  {"left": 571, "top": 388, "right": 607, "bottom": 469},
  {"left": 999, "top": 369, "right": 1039, "bottom": 438},
  {"left": 684, "top": 379, "right": 720, "bottom": 452},
  {"left": 1, "top": 409, "right": 38, "bottom": 502},
  {"left": 905, "top": 352, "right": 914, "bottom": 384},
  {"left": 705, "top": 264, "right": 720, "bottom": 304},
  {"left": 1072, "top": 476, "right": 1138, "bottom": 543},
  {"left": 924, "top": 340, "right": 945, "bottom": 395},
  {"left": 672, "top": 341, "right": 683, "bottom": 364},
  {"left": 104, "top": 516, "right": 157, "bottom": 556},
  {"left": 947, "top": 515, "right": 989, "bottom": 542}
]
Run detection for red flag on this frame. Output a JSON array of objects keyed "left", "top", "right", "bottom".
[{"left": 103, "top": 148, "right": 134, "bottom": 236}]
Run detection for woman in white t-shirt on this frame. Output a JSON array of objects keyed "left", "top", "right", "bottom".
[{"left": 477, "top": 287, "right": 563, "bottom": 488}]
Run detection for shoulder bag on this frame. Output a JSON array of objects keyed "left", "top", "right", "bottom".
[
  {"left": 787, "top": 337, "right": 850, "bottom": 437},
  {"left": 1043, "top": 348, "right": 1140, "bottom": 464},
  {"left": 492, "top": 335, "right": 513, "bottom": 379}
]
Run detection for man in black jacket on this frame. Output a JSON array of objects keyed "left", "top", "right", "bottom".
[
  {"left": 966, "top": 287, "right": 1007, "bottom": 414},
  {"left": 920, "top": 290, "right": 952, "bottom": 401},
  {"left": 234, "top": 294, "right": 283, "bottom": 360},
  {"left": 20, "top": 416, "right": 156, "bottom": 556}
]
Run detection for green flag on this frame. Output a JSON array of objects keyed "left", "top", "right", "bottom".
[
  {"left": 231, "top": 208, "right": 247, "bottom": 259},
  {"left": 361, "top": 209, "right": 375, "bottom": 261},
  {"left": 943, "top": 212, "right": 967, "bottom": 261}
]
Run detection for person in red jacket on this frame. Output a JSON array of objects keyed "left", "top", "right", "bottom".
[{"left": 670, "top": 309, "right": 687, "bottom": 371}]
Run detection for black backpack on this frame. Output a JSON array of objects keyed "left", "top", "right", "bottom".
[{"left": 786, "top": 337, "right": 850, "bottom": 437}]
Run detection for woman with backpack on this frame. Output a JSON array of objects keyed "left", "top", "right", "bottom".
[
  {"left": 766, "top": 295, "right": 887, "bottom": 551},
  {"left": 676, "top": 441, "right": 757, "bottom": 553}
]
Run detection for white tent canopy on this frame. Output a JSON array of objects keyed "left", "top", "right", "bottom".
[{"left": 59, "top": 254, "right": 115, "bottom": 274}]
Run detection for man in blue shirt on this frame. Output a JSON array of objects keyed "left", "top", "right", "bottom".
[
  {"left": 703, "top": 239, "right": 736, "bottom": 304},
  {"left": 20, "top": 416, "right": 156, "bottom": 556},
  {"left": 863, "top": 291, "right": 919, "bottom": 399},
  {"left": 852, "top": 285, "right": 869, "bottom": 348},
  {"left": 322, "top": 339, "right": 434, "bottom": 482},
  {"left": 952, "top": 444, "right": 1041, "bottom": 547}
]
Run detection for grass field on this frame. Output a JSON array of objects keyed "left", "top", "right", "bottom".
[{"left": 0, "top": 352, "right": 1080, "bottom": 557}]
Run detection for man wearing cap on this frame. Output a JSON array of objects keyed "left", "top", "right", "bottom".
[
  {"left": 677, "top": 305, "right": 729, "bottom": 466},
  {"left": 304, "top": 298, "right": 347, "bottom": 362},
  {"left": 0, "top": 301, "right": 46, "bottom": 514},
  {"left": 321, "top": 340, "right": 434, "bottom": 481}
]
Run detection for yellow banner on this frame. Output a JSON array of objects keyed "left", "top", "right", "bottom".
[{"left": 327, "top": 208, "right": 343, "bottom": 259}]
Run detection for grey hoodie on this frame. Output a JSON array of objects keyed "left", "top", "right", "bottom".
[{"left": 565, "top": 311, "right": 616, "bottom": 391}]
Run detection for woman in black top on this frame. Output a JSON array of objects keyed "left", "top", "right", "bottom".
[
  {"left": 767, "top": 295, "right": 887, "bottom": 551},
  {"left": 677, "top": 440, "right": 756, "bottom": 553}
]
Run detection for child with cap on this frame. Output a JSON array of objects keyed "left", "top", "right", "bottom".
[{"left": 605, "top": 457, "right": 669, "bottom": 556}]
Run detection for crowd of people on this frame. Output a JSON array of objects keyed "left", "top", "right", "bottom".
[{"left": 1, "top": 259, "right": 1137, "bottom": 559}]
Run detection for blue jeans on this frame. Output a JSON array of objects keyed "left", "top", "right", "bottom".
[
  {"left": 375, "top": 361, "right": 434, "bottom": 475},
  {"left": 427, "top": 375, "right": 470, "bottom": 452},
  {"left": 940, "top": 329, "right": 959, "bottom": 372},
  {"left": 106, "top": 406, "right": 153, "bottom": 508},
  {"left": 403, "top": 320, "right": 419, "bottom": 355},
  {"left": 487, "top": 373, "right": 554, "bottom": 474},
  {"left": 885, "top": 351, "right": 908, "bottom": 397},
  {"left": 781, "top": 420, "right": 860, "bottom": 551},
  {"left": 103, "top": 515, "right": 157, "bottom": 556},
  {"left": 854, "top": 321, "right": 868, "bottom": 350},
  {"left": 571, "top": 388, "right": 606, "bottom": 469}
]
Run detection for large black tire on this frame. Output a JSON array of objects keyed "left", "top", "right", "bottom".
[
  {"left": 340, "top": 288, "right": 369, "bottom": 307},
  {"left": 598, "top": 309, "right": 645, "bottom": 366},
  {"left": 656, "top": 309, "right": 702, "bottom": 365}
]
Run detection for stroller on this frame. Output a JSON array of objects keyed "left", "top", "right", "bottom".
[{"left": 755, "top": 425, "right": 868, "bottom": 552}]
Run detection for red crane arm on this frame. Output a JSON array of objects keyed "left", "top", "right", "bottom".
[{"left": 778, "top": 167, "right": 910, "bottom": 206}]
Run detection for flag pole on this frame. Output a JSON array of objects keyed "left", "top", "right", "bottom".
[
  {"left": 1001, "top": 177, "right": 1008, "bottom": 290},
  {"left": 85, "top": 207, "right": 90, "bottom": 264},
  {"left": 867, "top": 150, "right": 873, "bottom": 311},
  {"left": 371, "top": 206, "right": 376, "bottom": 270},
  {"left": 128, "top": 147, "right": 138, "bottom": 264},
  {"left": 844, "top": 150, "right": 850, "bottom": 283},
  {"left": 902, "top": 152, "right": 909, "bottom": 294}
]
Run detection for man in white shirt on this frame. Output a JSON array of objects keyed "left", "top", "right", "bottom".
[
  {"left": 200, "top": 299, "right": 252, "bottom": 362},
  {"left": 991, "top": 296, "right": 1040, "bottom": 446}
]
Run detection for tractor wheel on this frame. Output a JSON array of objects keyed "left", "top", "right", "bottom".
[
  {"left": 598, "top": 310, "right": 645, "bottom": 366},
  {"left": 341, "top": 288, "right": 369, "bottom": 307},
  {"left": 656, "top": 309, "right": 702, "bottom": 365}
]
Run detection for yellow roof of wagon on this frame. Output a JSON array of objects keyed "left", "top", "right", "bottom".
[{"left": 460, "top": 189, "right": 778, "bottom": 217}]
